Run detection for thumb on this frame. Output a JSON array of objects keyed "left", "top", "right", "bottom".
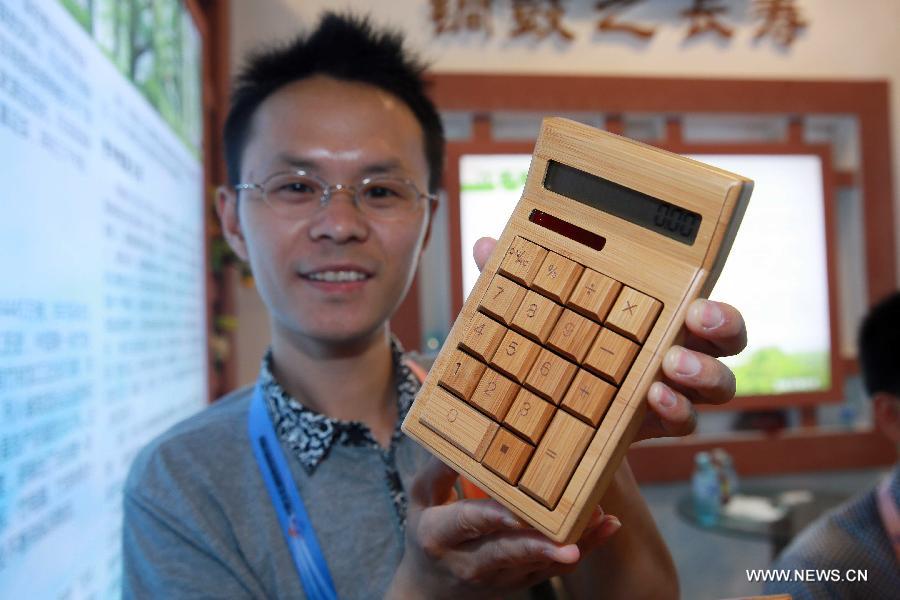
[
  {"left": 473, "top": 237, "right": 498, "bottom": 272},
  {"left": 410, "top": 456, "right": 460, "bottom": 507}
]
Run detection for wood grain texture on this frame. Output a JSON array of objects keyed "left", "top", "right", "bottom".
[
  {"left": 483, "top": 428, "right": 535, "bottom": 484},
  {"left": 561, "top": 369, "right": 617, "bottom": 427},
  {"left": 403, "top": 117, "right": 751, "bottom": 542},
  {"left": 479, "top": 274, "right": 528, "bottom": 325},
  {"left": 510, "top": 290, "right": 563, "bottom": 344},
  {"left": 420, "top": 387, "right": 499, "bottom": 461},
  {"left": 523, "top": 348, "right": 578, "bottom": 404},
  {"left": 605, "top": 286, "right": 663, "bottom": 344},
  {"left": 584, "top": 328, "right": 640, "bottom": 386},
  {"left": 532, "top": 251, "right": 584, "bottom": 303},
  {"left": 470, "top": 368, "right": 520, "bottom": 421},
  {"left": 490, "top": 329, "right": 542, "bottom": 383},
  {"left": 567, "top": 268, "right": 622, "bottom": 322},
  {"left": 503, "top": 389, "right": 556, "bottom": 444},
  {"left": 546, "top": 308, "right": 601, "bottom": 363}
]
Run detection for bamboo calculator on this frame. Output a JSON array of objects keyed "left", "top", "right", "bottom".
[{"left": 402, "top": 117, "right": 752, "bottom": 543}]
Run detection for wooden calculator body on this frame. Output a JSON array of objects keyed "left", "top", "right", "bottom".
[{"left": 402, "top": 117, "right": 752, "bottom": 543}]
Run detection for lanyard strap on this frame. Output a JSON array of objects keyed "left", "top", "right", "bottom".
[
  {"left": 248, "top": 386, "right": 338, "bottom": 600},
  {"left": 876, "top": 471, "right": 900, "bottom": 564}
]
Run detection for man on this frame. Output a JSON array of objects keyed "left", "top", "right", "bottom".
[
  {"left": 123, "top": 13, "right": 747, "bottom": 599},
  {"left": 765, "top": 291, "right": 900, "bottom": 599}
]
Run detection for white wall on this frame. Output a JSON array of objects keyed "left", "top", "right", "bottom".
[{"left": 227, "top": 0, "right": 900, "bottom": 385}]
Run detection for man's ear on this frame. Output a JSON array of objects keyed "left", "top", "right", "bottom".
[
  {"left": 215, "top": 185, "right": 250, "bottom": 262},
  {"left": 421, "top": 196, "right": 439, "bottom": 251},
  {"left": 872, "top": 392, "right": 900, "bottom": 446}
]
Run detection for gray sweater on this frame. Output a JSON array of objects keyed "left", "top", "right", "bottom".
[{"left": 122, "top": 385, "right": 431, "bottom": 599}]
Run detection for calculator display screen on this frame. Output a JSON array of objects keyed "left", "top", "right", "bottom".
[{"left": 543, "top": 160, "right": 702, "bottom": 245}]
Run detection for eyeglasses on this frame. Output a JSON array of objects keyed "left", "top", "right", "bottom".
[{"left": 234, "top": 170, "right": 435, "bottom": 220}]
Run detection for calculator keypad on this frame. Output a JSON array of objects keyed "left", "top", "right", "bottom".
[{"left": 428, "top": 236, "right": 663, "bottom": 510}]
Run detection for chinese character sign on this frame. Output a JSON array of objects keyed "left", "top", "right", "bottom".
[{"left": 430, "top": 0, "right": 809, "bottom": 47}]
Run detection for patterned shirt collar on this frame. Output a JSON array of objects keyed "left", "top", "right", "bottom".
[{"left": 258, "top": 337, "right": 420, "bottom": 474}]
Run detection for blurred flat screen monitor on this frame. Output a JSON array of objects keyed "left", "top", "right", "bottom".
[
  {"left": 0, "top": 1, "right": 206, "bottom": 597},
  {"left": 459, "top": 153, "right": 834, "bottom": 399}
]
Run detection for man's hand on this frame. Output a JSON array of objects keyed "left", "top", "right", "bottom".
[
  {"left": 387, "top": 458, "right": 620, "bottom": 599},
  {"left": 472, "top": 237, "right": 747, "bottom": 442}
]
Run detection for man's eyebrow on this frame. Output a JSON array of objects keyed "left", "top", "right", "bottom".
[
  {"left": 273, "top": 155, "right": 408, "bottom": 177},
  {"left": 359, "top": 160, "right": 405, "bottom": 176},
  {"left": 275, "top": 154, "right": 318, "bottom": 171}
]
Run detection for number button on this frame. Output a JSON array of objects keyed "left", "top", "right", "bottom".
[
  {"left": 469, "top": 368, "right": 520, "bottom": 421},
  {"left": 498, "top": 236, "right": 547, "bottom": 287},
  {"left": 560, "top": 369, "right": 616, "bottom": 427},
  {"left": 502, "top": 390, "right": 555, "bottom": 444},
  {"left": 583, "top": 328, "right": 639, "bottom": 385},
  {"left": 546, "top": 309, "right": 600, "bottom": 363},
  {"left": 523, "top": 348, "right": 577, "bottom": 405},
  {"left": 490, "top": 329, "right": 541, "bottom": 383},
  {"left": 438, "top": 349, "right": 486, "bottom": 400},
  {"left": 605, "top": 286, "right": 662, "bottom": 344},
  {"left": 532, "top": 251, "right": 583, "bottom": 304},
  {"left": 510, "top": 290, "right": 562, "bottom": 343},
  {"left": 567, "top": 269, "right": 622, "bottom": 323},
  {"left": 460, "top": 312, "right": 506, "bottom": 362},
  {"left": 479, "top": 274, "right": 527, "bottom": 325}
]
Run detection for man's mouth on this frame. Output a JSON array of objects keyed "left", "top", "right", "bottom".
[{"left": 302, "top": 269, "right": 371, "bottom": 282}]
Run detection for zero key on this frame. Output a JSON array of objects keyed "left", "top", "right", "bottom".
[
  {"left": 420, "top": 387, "right": 498, "bottom": 461},
  {"left": 518, "top": 410, "right": 593, "bottom": 509}
]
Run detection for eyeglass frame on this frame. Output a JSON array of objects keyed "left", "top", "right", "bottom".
[{"left": 233, "top": 169, "right": 437, "bottom": 220}]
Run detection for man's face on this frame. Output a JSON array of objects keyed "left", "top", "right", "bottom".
[{"left": 223, "top": 76, "right": 433, "bottom": 346}]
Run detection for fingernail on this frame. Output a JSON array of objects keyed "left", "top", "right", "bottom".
[
  {"left": 653, "top": 382, "right": 677, "bottom": 409},
  {"left": 675, "top": 348, "right": 701, "bottom": 377},
  {"left": 701, "top": 301, "right": 724, "bottom": 329},
  {"left": 601, "top": 516, "right": 622, "bottom": 535},
  {"left": 546, "top": 544, "right": 579, "bottom": 563},
  {"left": 503, "top": 515, "right": 521, "bottom": 528}
]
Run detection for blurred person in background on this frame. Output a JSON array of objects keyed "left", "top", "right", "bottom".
[{"left": 765, "top": 291, "right": 900, "bottom": 599}]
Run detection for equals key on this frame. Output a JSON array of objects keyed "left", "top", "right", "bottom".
[{"left": 519, "top": 411, "right": 593, "bottom": 509}]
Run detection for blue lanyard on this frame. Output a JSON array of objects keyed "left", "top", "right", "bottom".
[{"left": 248, "top": 385, "right": 338, "bottom": 600}]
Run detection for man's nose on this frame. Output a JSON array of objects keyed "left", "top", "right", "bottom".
[{"left": 306, "top": 188, "right": 369, "bottom": 243}]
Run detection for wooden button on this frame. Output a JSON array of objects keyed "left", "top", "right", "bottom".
[
  {"left": 546, "top": 309, "right": 600, "bottom": 363},
  {"left": 498, "top": 236, "right": 547, "bottom": 287},
  {"left": 583, "top": 328, "right": 639, "bottom": 385},
  {"left": 567, "top": 269, "right": 622, "bottom": 323},
  {"left": 502, "top": 389, "right": 555, "bottom": 444},
  {"left": 524, "top": 348, "right": 577, "bottom": 404},
  {"left": 490, "top": 329, "right": 542, "bottom": 383},
  {"left": 510, "top": 290, "right": 562, "bottom": 343},
  {"left": 482, "top": 428, "right": 534, "bottom": 484},
  {"left": 561, "top": 369, "right": 616, "bottom": 427},
  {"left": 460, "top": 312, "right": 506, "bottom": 362},
  {"left": 479, "top": 274, "right": 527, "bottom": 325},
  {"left": 531, "top": 252, "right": 583, "bottom": 304},
  {"left": 419, "top": 387, "right": 498, "bottom": 461},
  {"left": 605, "top": 286, "right": 662, "bottom": 344},
  {"left": 438, "top": 349, "right": 486, "bottom": 400},
  {"left": 469, "top": 368, "right": 519, "bottom": 421},
  {"left": 519, "top": 410, "right": 594, "bottom": 509}
]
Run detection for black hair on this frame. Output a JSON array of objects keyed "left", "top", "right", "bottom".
[
  {"left": 858, "top": 291, "right": 900, "bottom": 397},
  {"left": 223, "top": 12, "right": 445, "bottom": 192}
]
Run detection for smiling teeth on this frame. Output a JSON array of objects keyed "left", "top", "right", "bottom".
[{"left": 307, "top": 271, "right": 368, "bottom": 282}]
